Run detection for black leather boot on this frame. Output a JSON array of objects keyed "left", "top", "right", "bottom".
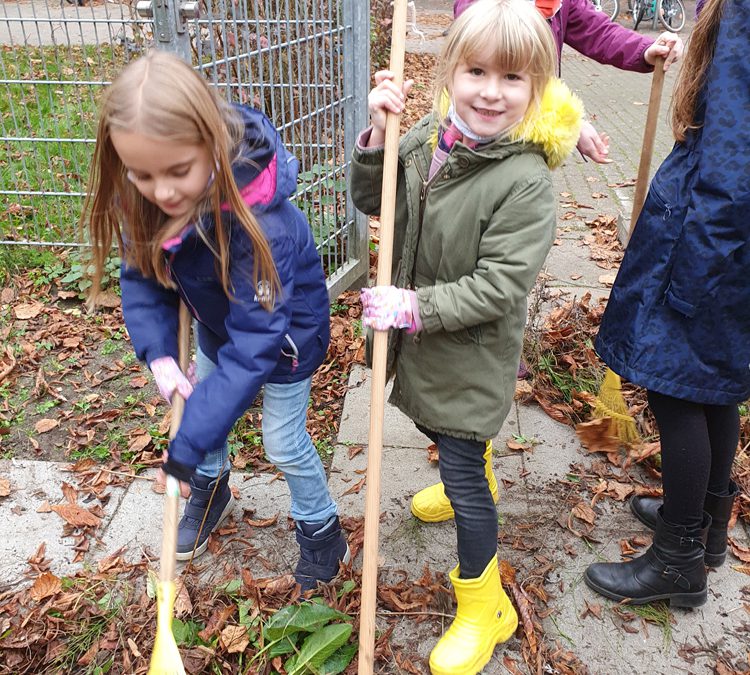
[
  {"left": 584, "top": 509, "right": 710, "bottom": 607},
  {"left": 630, "top": 480, "right": 738, "bottom": 567},
  {"left": 176, "top": 471, "right": 234, "bottom": 561}
]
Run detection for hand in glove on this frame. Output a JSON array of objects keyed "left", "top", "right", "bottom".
[
  {"left": 361, "top": 285, "right": 422, "bottom": 333},
  {"left": 149, "top": 356, "right": 194, "bottom": 403}
]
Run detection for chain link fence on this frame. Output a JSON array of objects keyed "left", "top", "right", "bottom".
[{"left": 0, "top": 0, "right": 370, "bottom": 296}]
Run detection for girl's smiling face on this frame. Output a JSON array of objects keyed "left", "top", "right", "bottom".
[
  {"left": 451, "top": 56, "right": 533, "bottom": 138},
  {"left": 110, "top": 130, "right": 214, "bottom": 218}
]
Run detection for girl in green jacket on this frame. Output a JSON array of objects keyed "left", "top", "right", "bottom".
[{"left": 351, "top": 0, "right": 582, "bottom": 672}]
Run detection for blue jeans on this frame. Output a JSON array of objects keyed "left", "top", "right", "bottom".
[{"left": 194, "top": 346, "right": 338, "bottom": 524}]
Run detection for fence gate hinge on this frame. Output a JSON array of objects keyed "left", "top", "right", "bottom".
[{"left": 135, "top": 0, "right": 200, "bottom": 42}]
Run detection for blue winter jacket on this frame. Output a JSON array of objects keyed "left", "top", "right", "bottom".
[
  {"left": 596, "top": 0, "right": 750, "bottom": 405},
  {"left": 120, "top": 105, "right": 330, "bottom": 473}
]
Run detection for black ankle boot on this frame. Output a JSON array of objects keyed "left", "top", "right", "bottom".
[
  {"left": 584, "top": 509, "right": 710, "bottom": 607},
  {"left": 176, "top": 472, "right": 234, "bottom": 561},
  {"left": 703, "top": 482, "right": 740, "bottom": 566},
  {"left": 294, "top": 516, "right": 351, "bottom": 592},
  {"left": 630, "top": 480, "right": 738, "bottom": 567}
]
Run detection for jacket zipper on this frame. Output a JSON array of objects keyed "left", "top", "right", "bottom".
[
  {"left": 410, "top": 153, "right": 444, "bottom": 287},
  {"left": 165, "top": 253, "right": 201, "bottom": 322}
]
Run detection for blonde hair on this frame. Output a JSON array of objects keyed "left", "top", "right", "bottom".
[
  {"left": 433, "top": 0, "right": 557, "bottom": 120},
  {"left": 671, "top": 0, "right": 727, "bottom": 142},
  {"left": 82, "top": 50, "right": 279, "bottom": 309}
]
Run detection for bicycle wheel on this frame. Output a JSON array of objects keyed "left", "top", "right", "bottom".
[
  {"left": 595, "top": 0, "right": 620, "bottom": 21},
  {"left": 659, "top": 0, "right": 686, "bottom": 31},
  {"left": 632, "top": 0, "right": 647, "bottom": 29}
]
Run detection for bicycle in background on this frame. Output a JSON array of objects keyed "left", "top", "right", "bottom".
[
  {"left": 632, "top": 0, "right": 686, "bottom": 31},
  {"left": 590, "top": 0, "right": 620, "bottom": 21}
]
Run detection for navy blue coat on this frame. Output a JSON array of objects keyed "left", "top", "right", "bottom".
[
  {"left": 596, "top": 0, "right": 750, "bottom": 406},
  {"left": 120, "top": 105, "right": 330, "bottom": 470}
]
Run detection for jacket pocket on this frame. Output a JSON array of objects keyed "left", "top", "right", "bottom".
[{"left": 446, "top": 325, "right": 483, "bottom": 345}]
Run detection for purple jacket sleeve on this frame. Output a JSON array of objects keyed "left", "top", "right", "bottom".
[{"left": 554, "top": 0, "right": 654, "bottom": 72}]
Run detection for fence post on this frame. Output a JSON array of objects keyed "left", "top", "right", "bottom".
[
  {"left": 135, "top": 0, "right": 193, "bottom": 61},
  {"left": 340, "top": 0, "right": 371, "bottom": 296}
]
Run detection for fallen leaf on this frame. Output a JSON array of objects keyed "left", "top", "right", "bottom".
[
  {"left": 127, "top": 638, "right": 141, "bottom": 658},
  {"left": 34, "top": 418, "right": 60, "bottom": 434},
  {"left": 341, "top": 476, "right": 366, "bottom": 496},
  {"left": 14, "top": 302, "right": 43, "bottom": 319},
  {"left": 598, "top": 274, "right": 617, "bottom": 287},
  {"left": 570, "top": 273, "right": 582, "bottom": 281},
  {"left": 130, "top": 376, "right": 148, "bottom": 389},
  {"left": 571, "top": 501, "right": 596, "bottom": 525},
  {"left": 580, "top": 599, "right": 602, "bottom": 620},
  {"left": 506, "top": 440, "right": 528, "bottom": 452},
  {"left": 29, "top": 572, "right": 62, "bottom": 601},
  {"left": 728, "top": 539, "right": 750, "bottom": 564},
  {"left": 244, "top": 514, "right": 278, "bottom": 528},
  {"left": 0, "top": 478, "right": 10, "bottom": 497},
  {"left": 174, "top": 580, "right": 193, "bottom": 617},
  {"left": 50, "top": 503, "right": 102, "bottom": 528},
  {"left": 128, "top": 433, "right": 152, "bottom": 454},
  {"left": 576, "top": 418, "right": 621, "bottom": 454}
]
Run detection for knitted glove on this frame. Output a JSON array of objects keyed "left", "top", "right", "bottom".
[
  {"left": 361, "top": 286, "right": 422, "bottom": 333},
  {"left": 149, "top": 356, "right": 194, "bottom": 403}
]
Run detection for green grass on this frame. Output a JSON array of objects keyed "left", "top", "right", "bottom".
[
  {"left": 536, "top": 351, "right": 600, "bottom": 404},
  {"left": 629, "top": 602, "right": 673, "bottom": 648},
  {"left": 0, "top": 44, "right": 125, "bottom": 245}
]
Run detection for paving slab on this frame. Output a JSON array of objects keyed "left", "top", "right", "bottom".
[{"left": 0, "top": 458, "right": 128, "bottom": 588}]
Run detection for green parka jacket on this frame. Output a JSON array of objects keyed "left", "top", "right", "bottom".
[{"left": 350, "top": 79, "right": 583, "bottom": 440}]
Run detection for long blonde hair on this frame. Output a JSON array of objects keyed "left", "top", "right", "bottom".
[
  {"left": 83, "top": 50, "right": 279, "bottom": 309},
  {"left": 433, "top": 0, "right": 557, "bottom": 120},
  {"left": 671, "top": 0, "right": 727, "bottom": 142}
]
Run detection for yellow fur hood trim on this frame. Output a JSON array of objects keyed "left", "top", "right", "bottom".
[
  {"left": 432, "top": 78, "right": 584, "bottom": 169},
  {"left": 509, "top": 78, "right": 584, "bottom": 169}
]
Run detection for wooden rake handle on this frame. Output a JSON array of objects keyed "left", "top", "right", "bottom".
[
  {"left": 357, "top": 1, "right": 409, "bottom": 672},
  {"left": 629, "top": 57, "right": 666, "bottom": 238},
  {"left": 160, "top": 302, "right": 191, "bottom": 585}
]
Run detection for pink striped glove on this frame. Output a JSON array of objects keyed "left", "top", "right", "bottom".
[
  {"left": 361, "top": 286, "right": 422, "bottom": 333},
  {"left": 149, "top": 356, "right": 194, "bottom": 403}
]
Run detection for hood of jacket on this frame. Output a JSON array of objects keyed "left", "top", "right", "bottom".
[
  {"left": 228, "top": 103, "right": 300, "bottom": 213},
  {"left": 430, "top": 77, "right": 583, "bottom": 169}
]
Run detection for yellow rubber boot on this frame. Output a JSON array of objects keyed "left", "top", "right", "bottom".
[
  {"left": 411, "top": 441, "right": 498, "bottom": 522},
  {"left": 429, "top": 556, "right": 518, "bottom": 675}
]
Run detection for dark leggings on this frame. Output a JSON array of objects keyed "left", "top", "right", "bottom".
[
  {"left": 417, "top": 425, "right": 497, "bottom": 579},
  {"left": 647, "top": 390, "right": 739, "bottom": 530}
]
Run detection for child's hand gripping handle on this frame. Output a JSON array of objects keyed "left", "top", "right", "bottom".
[
  {"left": 358, "top": 1, "right": 409, "bottom": 673},
  {"left": 148, "top": 301, "right": 190, "bottom": 675}
]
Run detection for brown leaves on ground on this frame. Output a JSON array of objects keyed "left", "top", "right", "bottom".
[
  {"left": 582, "top": 214, "right": 624, "bottom": 270},
  {"left": 400, "top": 52, "right": 438, "bottom": 134},
  {"left": 526, "top": 292, "right": 605, "bottom": 427},
  {"left": 308, "top": 290, "right": 364, "bottom": 454}
]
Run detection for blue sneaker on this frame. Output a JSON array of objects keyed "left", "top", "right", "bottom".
[
  {"left": 294, "top": 516, "right": 351, "bottom": 591},
  {"left": 176, "top": 472, "right": 234, "bottom": 561}
]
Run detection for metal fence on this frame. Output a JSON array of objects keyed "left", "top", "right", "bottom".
[{"left": 0, "top": 0, "right": 370, "bottom": 297}]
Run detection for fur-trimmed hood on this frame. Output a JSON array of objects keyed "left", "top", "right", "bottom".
[
  {"left": 429, "top": 77, "right": 584, "bottom": 169},
  {"left": 508, "top": 77, "right": 583, "bottom": 168}
]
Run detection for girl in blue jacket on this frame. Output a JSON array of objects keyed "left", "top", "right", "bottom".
[
  {"left": 585, "top": 0, "right": 749, "bottom": 607},
  {"left": 82, "top": 50, "right": 348, "bottom": 591}
]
